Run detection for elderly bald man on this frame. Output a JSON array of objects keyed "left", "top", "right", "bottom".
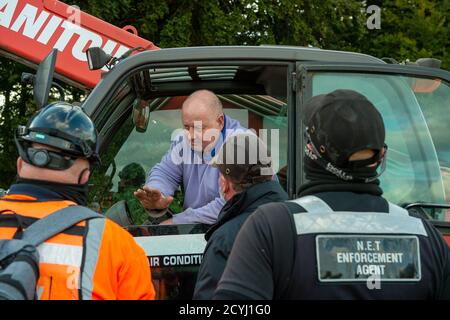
[{"left": 135, "top": 90, "right": 247, "bottom": 224}]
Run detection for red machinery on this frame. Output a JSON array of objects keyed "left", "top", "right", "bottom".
[
  {"left": 1, "top": 1, "right": 449, "bottom": 249},
  {"left": 0, "top": 0, "right": 158, "bottom": 89}
]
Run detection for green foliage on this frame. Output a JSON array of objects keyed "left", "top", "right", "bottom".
[
  {"left": 1, "top": 0, "right": 449, "bottom": 191},
  {"left": 69, "top": 0, "right": 449, "bottom": 67},
  {"left": 362, "top": 0, "right": 450, "bottom": 69},
  {"left": 0, "top": 57, "right": 39, "bottom": 187}
]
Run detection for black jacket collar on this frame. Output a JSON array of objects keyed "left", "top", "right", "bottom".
[
  {"left": 7, "top": 183, "right": 66, "bottom": 202},
  {"left": 205, "top": 180, "right": 288, "bottom": 240}
]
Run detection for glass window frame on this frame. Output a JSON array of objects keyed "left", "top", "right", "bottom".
[{"left": 297, "top": 62, "right": 450, "bottom": 217}]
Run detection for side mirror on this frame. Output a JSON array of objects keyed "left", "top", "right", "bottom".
[
  {"left": 86, "top": 47, "right": 112, "bottom": 71},
  {"left": 105, "top": 200, "right": 134, "bottom": 227},
  {"left": 33, "top": 49, "right": 58, "bottom": 109},
  {"left": 132, "top": 99, "right": 150, "bottom": 133},
  {"left": 405, "top": 203, "right": 450, "bottom": 221},
  {"left": 415, "top": 58, "right": 442, "bottom": 69},
  {"left": 407, "top": 58, "right": 442, "bottom": 93}
]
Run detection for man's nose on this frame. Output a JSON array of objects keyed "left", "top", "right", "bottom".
[
  {"left": 190, "top": 127, "right": 203, "bottom": 139},
  {"left": 194, "top": 130, "right": 203, "bottom": 140}
]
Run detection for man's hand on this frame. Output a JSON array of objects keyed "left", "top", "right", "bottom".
[{"left": 134, "top": 186, "right": 173, "bottom": 211}]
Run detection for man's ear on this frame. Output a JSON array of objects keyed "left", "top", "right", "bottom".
[
  {"left": 217, "top": 113, "right": 225, "bottom": 129},
  {"left": 219, "top": 174, "right": 229, "bottom": 192},
  {"left": 79, "top": 168, "right": 91, "bottom": 185},
  {"left": 223, "top": 177, "right": 232, "bottom": 194},
  {"left": 17, "top": 157, "right": 23, "bottom": 176},
  {"left": 219, "top": 174, "right": 225, "bottom": 188}
]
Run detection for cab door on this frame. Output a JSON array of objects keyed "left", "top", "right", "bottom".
[
  {"left": 84, "top": 59, "right": 297, "bottom": 299},
  {"left": 296, "top": 62, "right": 450, "bottom": 242}
]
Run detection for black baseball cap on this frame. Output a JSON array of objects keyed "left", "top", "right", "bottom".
[
  {"left": 303, "top": 89, "right": 386, "bottom": 168},
  {"left": 211, "top": 133, "right": 273, "bottom": 185}
]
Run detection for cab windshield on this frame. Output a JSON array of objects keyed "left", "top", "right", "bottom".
[{"left": 311, "top": 72, "right": 450, "bottom": 219}]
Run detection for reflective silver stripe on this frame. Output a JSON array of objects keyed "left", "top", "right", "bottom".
[
  {"left": 388, "top": 202, "right": 409, "bottom": 216},
  {"left": 80, "top": 218, "right": 105, "bottom": 300},
  {"left": 293, "top": 211, "right": 427, "bottom": 236},
  {"left": 289, "top": 195, "right": 333, "bottom": 213},
  {"left": 135, "top": 234, "right": 207, "bottom": 256},
  {"left": 37, "top": 243, "right": 83, "bottom": 267},
  {"left": 36, "top": 286, "right": 44, "bottom": 300}
]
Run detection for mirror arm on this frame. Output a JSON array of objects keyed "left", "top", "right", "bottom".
[{"left": 51, "top": 82, "right": 65, "bottom": 101}]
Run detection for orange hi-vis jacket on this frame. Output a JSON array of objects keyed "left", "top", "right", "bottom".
[{"left": 0, "top": 183, "right": 155, "bottom": 300}]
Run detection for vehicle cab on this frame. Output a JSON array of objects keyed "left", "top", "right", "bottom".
[{"left": 80, "top": 46, "right": 450, "bottom": 299}]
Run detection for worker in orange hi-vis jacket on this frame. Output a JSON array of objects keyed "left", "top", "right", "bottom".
[{"left": 0, "top": 102, "right": 155, "bottom": 300}]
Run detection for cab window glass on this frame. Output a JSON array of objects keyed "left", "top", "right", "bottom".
[
  {"left": 312, "top": 73, "right": 447, "bottom": 218},
  {"left": 413, "top": 80, "right": 450, "bottom": 215},
  {"left": 87, "top": 64, "right": 291, "bottom": 300},
  {"left": 90, "top": 94, "right": 287, "bottom": 224}
]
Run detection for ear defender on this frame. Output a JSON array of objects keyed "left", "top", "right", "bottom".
[{"left": 26, "top": 147, "right": 75, "bottom": 171}]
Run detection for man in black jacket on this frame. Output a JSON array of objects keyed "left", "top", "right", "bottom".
[
  {"left": 193, "top": 133, "right": 288, "bottom": 299},
  {"left": 214, "top": 90, "right": 450, "bottom": 300}
]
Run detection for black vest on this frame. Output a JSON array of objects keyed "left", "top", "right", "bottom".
[{"left": 269, "top": 193, "right": 449, "bottom": 299}]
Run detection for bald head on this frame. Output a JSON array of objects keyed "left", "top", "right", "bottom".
[
  {"left": 183, "top": 90, "right": 223, "bottom": 116},
  {"left": 182, "top": 90, "right": 225, "bottom": 152}
]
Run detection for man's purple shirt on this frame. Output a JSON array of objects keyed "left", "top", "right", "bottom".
[{"left": 145, "top": 115, "right": 246, "bottom": 224}]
